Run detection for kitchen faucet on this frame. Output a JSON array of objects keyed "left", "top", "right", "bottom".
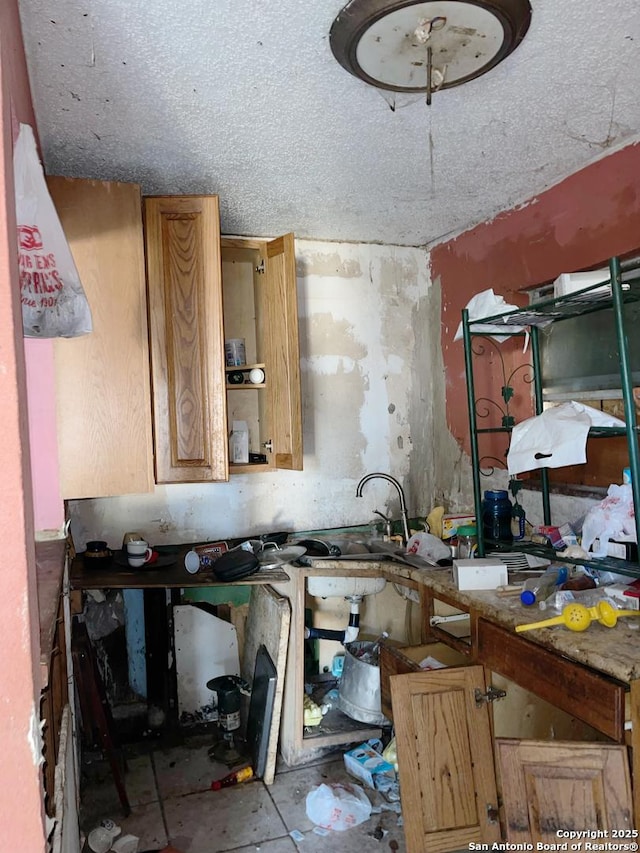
[{"left": 356, "top": 473, "right": 411, "bottom": 545}]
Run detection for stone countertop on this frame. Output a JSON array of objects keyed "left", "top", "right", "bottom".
[{"left": 303, "top": 557, "right": 640, "bottom": 686}]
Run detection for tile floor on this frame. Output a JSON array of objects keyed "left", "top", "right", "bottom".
[{"left": 80, "top": 735, "right": 407, "bottom": 853}]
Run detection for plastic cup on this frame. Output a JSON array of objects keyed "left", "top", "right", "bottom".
[{"left": 184, "top": 550, "right": 200, "bottom": 574}]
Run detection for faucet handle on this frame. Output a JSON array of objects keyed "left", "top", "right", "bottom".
[{"left": 373, "top": 509, "right": 393, "bottom": 539}]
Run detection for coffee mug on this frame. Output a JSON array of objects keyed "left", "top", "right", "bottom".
[{"left": 126, "top": 540, "right": 152, "bottom": 567}]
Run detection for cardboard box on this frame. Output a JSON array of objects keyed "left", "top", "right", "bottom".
[
  {"left": 343, "top": 742, "right": 395, "bottom": 789},
  {"left": 453, "top": 558, "right": 507, "bottom": 591},
  {"left": 442, "top": 513, "right": 475, "bottom": 539}
]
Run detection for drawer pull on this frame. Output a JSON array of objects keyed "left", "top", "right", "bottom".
[{"left": 475, "top": 685, "right": 506, "bottom": 707}]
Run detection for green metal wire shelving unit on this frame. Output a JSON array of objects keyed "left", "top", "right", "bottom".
[{"left": 461, "top": 255, "right": 640, "bottom": 578}]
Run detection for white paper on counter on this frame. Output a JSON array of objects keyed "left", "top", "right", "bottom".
[
  {"left": 453, "top": 288, "right": 525, "bottom": 344},
  {"left": 507, "top": 401, "right": 625, "bottom": 476}
]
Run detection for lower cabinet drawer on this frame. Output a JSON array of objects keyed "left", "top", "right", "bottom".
[
  {"left": 379, "top": 641, "right": 470, "bottom": 721},
  {"left": 477, "top": 618, "right": 626, "bottom": 741}
]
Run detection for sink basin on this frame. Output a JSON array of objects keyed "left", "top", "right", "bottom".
[
  {"left": 307, "top": 574, "right": 387, "bottom": 598},
  {"left": 306, "top": 539, "right": 388, "bottom": 597}
]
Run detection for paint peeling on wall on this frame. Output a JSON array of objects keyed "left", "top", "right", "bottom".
[
  {"left": 297, "top": 252, "right": 362, "bottom": 279},
  {"left": 28, "top": 703, "right": 44, "bottom": 767},
  {"left": 68, "top": 239, "right": 437, "bottom": 545}
]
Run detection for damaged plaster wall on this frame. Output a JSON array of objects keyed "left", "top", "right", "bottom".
[{"left": 68, "top": 239, "right": 438, "bottom": 549}]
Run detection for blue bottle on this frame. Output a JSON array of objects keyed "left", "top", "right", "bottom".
[{"left": 481, "top": 490, "right": 513, "bottom": 545}]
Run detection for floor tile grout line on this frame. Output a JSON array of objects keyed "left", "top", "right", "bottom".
[
  {"left": 264, "top": 778, "right": 303, "bottom": 850},
  {"left": 149, "top": 747, "right": 171, "bottom": 845}
]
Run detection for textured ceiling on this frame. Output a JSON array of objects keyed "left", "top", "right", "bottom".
[{"left": 16, "top": 0, "right": 640, "bottom": 247}]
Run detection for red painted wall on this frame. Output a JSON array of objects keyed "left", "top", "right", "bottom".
[
  {"left": 0, "top": 1, "right": 47, "bottom": 849},
  {"left": 432, "top": 142, "right": 640, "bottom": 454}
]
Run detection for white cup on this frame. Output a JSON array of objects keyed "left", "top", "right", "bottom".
[
  {"left": 126, "top": 540, "right": 152, "bottom": 567},
  {"left": 184, "top": 550, "right": 200, "bottom": 574},
  {"left": 88, "top": 828, "right": 112, "bottom": 853}
]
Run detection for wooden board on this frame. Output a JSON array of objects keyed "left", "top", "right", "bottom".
[
  {"left": 496, "top": 739, "right": 634, "bottom": 839},
  {"left": 241, "top": 585, "right": 291, "bottom": 784},
  {"left": 390, "top": 666, "right": 501, "bottom": 853}
]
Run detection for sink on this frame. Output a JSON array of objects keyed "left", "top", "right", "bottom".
[
  {"left": 307, "top": 574, "right": 387, "bottom": 597},
  {"left": 305, "top": 539, "right": 389, "bottom": 597}
]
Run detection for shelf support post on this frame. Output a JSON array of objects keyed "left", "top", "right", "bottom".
[
  {"left": 462, "top": 309, "right": 486, "bottom": 557},
  {"left": 610, "top": 256, "right": 640, "bottom": 550},
  {"left": 530, "top": 325, "right": 551, "bottom": 525}
]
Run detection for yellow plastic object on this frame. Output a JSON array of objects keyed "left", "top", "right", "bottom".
[
  {"left": 426, "top": 506, "right": 445, "bottom": 539},
  {"left": 516, "top": 601, "right": 640, "bottom": 633},
  {"left": 303, "top": 695, "right": 323, "bottom": 726}
]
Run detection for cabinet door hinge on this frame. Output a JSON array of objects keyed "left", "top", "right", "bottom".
[
  {"left": 262, "top": 439, "right": 273, "bottom": 453},
  {"left": 474, "top": 685, "right": 506, "bottom": 707},
  {"left": 255, "top": 260, "right": 265, "bottom": 274}
]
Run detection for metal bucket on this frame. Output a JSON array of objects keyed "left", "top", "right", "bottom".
[{"left": 337, "top": 640, "right": 389, "bottom": 726}]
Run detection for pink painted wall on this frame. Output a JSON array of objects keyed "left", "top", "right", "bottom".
[
  {"left": 0, "top": 1, "right": 49, "bottom": 848},
  {"left": 432, "top": 142, "right": 640, "bottom": 456}
]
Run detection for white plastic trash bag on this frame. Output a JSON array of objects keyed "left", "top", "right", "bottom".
[
  {"left": 406, "top": 532, "right": 451, "bottom": 564},
  {"left": 14, "top": 123, "right": 93, "bottom": 338},
  {"left": 305, "top": 782, "right": 371, "bottom": 831},
  {"left": 581, "top": 484, "right": 636, "bottom": 557},
  {"left": 507, "top": 401, "right": 625, "bottom": 476}
]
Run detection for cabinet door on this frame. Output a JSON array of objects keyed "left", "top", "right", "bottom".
[
  {"left": 145, "top": 196, "right": 228, "bottom": 483},
  {"left": 49, "top": 177, "right": 154, "bottom": 499},
  {"left": 263, "top": 234, "right": 302, "bottom": 470},
  {"left": 221, "top": 234, "right": 302, "bottom": 472},
  {"left": 390, "top": 666, "right": 501, "bottom": 853},
  {"left": 496, "top": 739, "right": 633, "bottom": 839}
]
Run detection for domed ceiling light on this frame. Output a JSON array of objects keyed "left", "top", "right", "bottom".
[{"left": 330, "top": 0, "right": 532, "bottom": 104}]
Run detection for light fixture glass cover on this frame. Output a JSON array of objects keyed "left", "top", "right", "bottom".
[{"left": 330, "top": 0, "right": 532, "bottom": 93}]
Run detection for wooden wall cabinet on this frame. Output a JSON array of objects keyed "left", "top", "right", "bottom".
[
  {"left": 48, "top": 177, "right": 154, "bottom": 499},
  {"left": 144, "top": 195, "right": 228, "bottom": 483},
  {"left": 145, "top": 195, "right": 303, "bottom": 482},
  {"left": 221, "top": 234, "right": 302, "bottom": 473}
]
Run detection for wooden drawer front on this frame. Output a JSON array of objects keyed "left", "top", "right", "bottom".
[
  {"left": 380, "top": 642, "right": 469, "bottom": 722},
  {"left": 477, "top": 619, "right": 626, "bottom": 741}
]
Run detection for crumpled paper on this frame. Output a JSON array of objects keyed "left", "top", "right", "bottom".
[
  {"left": 454, "top": 288, "right": 525, "bottom": 344},
  {"left": 507, "top": 401, "right": 625, "bottom": 476}
]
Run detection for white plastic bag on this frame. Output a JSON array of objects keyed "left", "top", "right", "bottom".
[
  {"left": 581, "top": 484, "right": 636, "bottom": 557},
  {"left": 507, "top": 401, "right": 625, "bottom": 476},
  {"left": 406, "top": 532, "right": 451, "bottom": 564},
  {"left": 305, "top": 782, "right": 371, "bottom": 831},
  {"left": 453, "top": 288, "right": 525, "bottom": 344},
  {"left": 14, "top": 123, "right": 92, "bottom": 337}
]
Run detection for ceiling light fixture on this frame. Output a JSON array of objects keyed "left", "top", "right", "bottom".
[{"left": 330, "top": 0, "right": 532, "bottom": 105}]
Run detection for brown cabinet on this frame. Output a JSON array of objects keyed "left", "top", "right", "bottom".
[
  {"left": 381, "top": 601, "right": 635, "bottom": 850},
  {"left": 48, "top": 177, "right": 154, "bottom": 499},
  {"left": 144, "top": 195, "right": 228, "bottom": 483},
  {"left": 221, "top": 234, "right": 302, "bottom": 473},
  {"left": 145, "top": 195, "right": 303, "bottom": 482}
]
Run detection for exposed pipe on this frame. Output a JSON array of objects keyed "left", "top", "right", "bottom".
[{"left": 304, "top": 596, "right": 362, "bottom": 644}]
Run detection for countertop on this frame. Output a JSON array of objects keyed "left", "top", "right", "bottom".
[{"left": 303, "top": 557, "right": 640, "bottom": 686}]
